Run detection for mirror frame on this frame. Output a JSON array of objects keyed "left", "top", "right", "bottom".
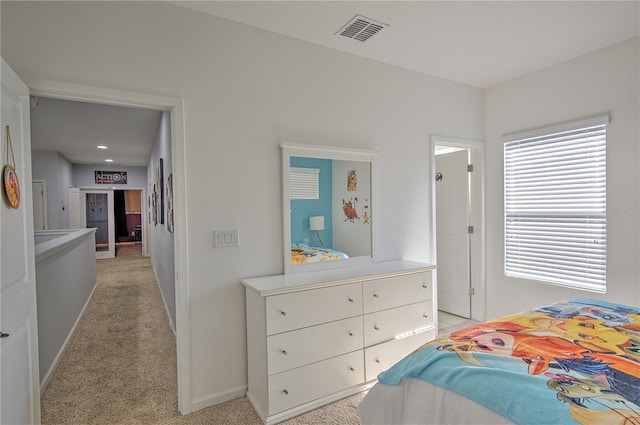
[{"left": 282, "top": 143, "right": 378, "bottom": 274}]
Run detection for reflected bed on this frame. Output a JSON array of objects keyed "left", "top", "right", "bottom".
[
  {"left": 358, "top": 298, "right": 640, "bottom": 425},
  {"left": 290, "top": 243, "right": 349, "bottom": 264}
]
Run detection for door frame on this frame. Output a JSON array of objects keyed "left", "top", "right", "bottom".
[
  {"left": 79, "top": 189, "right": 115, "bottom": 259},
  {"left": 76, "top": 187, "right": 147, "bottom": 256},
  {"left": 32, "top": 179, "right": 48, "bottom": 230},
  {"left": 430, "top": 135, "right": 486, "bottom": 322},
  {"left": 26, "top": 78, "right": 192, "bottom": 414}
]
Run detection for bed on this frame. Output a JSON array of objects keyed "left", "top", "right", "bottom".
[
  {"left": 290, "top": 243, "right": 349, "bottom": 264},
  {"left": 357, "top": 298, "right": 640, "bottom": 425}
]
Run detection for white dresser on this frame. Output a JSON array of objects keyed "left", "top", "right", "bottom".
[{"left": 242, "top": 260, "right": 437, "bottom": 424}]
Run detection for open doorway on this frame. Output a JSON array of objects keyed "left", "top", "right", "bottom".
[
  {"left": 435, "top": 146, "right": 471, "bottom": 318},
  {"left": 114, "top": 189, "right": 143, "bottom": 256},
  {"left": 80, "top": 189, "right": 115, "bottom": 259},
  {"left": 431, "top": 136, "right": 486, "bottom": 322},
  {"left": 27, "top": 81, "right": 190, "bottom": 414}
]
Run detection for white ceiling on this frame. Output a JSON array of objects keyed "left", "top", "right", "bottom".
[
  {"left": 30, "top": 97, "right": 162, "bottom": 167},
  {"left": 175, "top": 0, "right": 640, "bottom": 88},
  {"left": 31, "top": 1, "right": 639, "bottom": 167}
]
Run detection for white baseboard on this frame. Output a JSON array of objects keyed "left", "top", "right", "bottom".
[
  {"left": 152, "top": 264, "right": 176, "bottom": 336},
  {"left": 40, "top": 282, "right": 98, "bottom": 393},
  {"left": 190, "top": 385, "right": 248, "bottom": 413}
]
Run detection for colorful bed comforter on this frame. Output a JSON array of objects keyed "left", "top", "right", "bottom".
[
  {"left": 378, "top": 299, "right": 640, "bottom": 425},
  {"left": 290, "top": 243, "right": 348, "bottom": 264}
]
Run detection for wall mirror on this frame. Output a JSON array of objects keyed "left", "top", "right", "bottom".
[{"left": 282, "top": 143, "right": 377, "bottom": 274}]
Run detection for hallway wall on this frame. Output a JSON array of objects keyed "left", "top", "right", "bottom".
[
  {"left": 147, "top": 111, "right": 176, "bottom": 330},
  {"left": 31, "top": 150, "right": 74, "bottom": 229},
  {"left": 74, "top": 164, "right": 147, "bottom": 189}
]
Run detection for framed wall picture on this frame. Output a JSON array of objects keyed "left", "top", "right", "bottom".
[
  {"left": 160, "top": 158, "right": 164, "bottom": 224},
  {"left": 156, "top": 158, "right": 165, "bottom": 225},
  {"left": 166, "top": 173, "right": 174, "bottom": 233},
  {"left": 152, "top": 185, "right": 157, "bottom": 225}
]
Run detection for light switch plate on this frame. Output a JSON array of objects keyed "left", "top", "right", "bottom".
[{"left": 214, "top": 229, "right": 239, "bottom": 248}]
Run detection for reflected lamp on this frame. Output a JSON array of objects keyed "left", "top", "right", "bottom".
[{"left": 309, "top": 216, "right": 326, "bottom": 248}]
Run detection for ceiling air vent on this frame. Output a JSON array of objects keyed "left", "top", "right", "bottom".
[{"left": 337, "top": 15, "right": 387, "bottom": 42}]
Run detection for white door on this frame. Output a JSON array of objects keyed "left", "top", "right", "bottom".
[
  {"left": 80, "top": 189, "right": 115, "bottom": 259},
  {"left": 435, "top": 150, "right": 471, "bottom": 318},
  {"left": 68, "top": 187, "right": 80, "bottom": 229},
  {"left": 32, "top": 180, "right": 46, "bottom": 230},
  {"left": 1, "top": 58, "right": 42, "bottom": 424}
]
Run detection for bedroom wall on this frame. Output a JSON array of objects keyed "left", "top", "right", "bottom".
[
  {"left": 1, "top": 1, "right": 484, "bottom": 411},
  {"left": 484, "top": 37, "right": 640, "bottom": 317},
  {"left": 332, "top": 159, "right": 372, "bottom": 257},
  {"left": 290, "top": 157, "right": 333, "bottom": 247}
]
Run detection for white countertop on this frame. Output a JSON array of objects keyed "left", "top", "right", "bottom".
[{"left": 242, "top": 259, "right": 435, "bottom": 296}]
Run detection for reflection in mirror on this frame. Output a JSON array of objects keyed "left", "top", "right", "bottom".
[{"left": 282, "top": 144, "right": 376, "bottom": 274}]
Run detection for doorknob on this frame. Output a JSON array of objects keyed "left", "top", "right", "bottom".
[{"left": 0, "top": 332, "right": 9, "bottom": 339}]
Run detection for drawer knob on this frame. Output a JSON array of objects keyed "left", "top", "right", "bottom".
[
  {"left": 282, "top": 350, "right": 288, "bottom": 355},
  {"left": 373, "top": 293, "right": 379, "bottom": 298},
  {"left": 280, "top": 310, "right": 287, "bottom": 316},
  {"left": 374, "top": 325, "right": 380, "bottom": 331},
  {"left": 422, "top": 284, "right": 428, "bottom": 288},
  {"left": 283, "top": 389, "right": 289, "bottom": 395},
  {"left": 375, "top": 359, "right": 381, "bottom": 364},
  {"left": 423, "top": 314, "right": 429, "bottom": 318},
  {"left": 349, "top": 367, "right": 355, "bottom": 372},
  {"left": 349, "top": 331, "right": 354, "bottom": 336},
  {"left": 348, "top": 297, "right": 354, "bottom": 303}
]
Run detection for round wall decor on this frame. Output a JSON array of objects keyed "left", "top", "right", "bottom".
[
  {"left": 3, "top": 126, "right": 20, "bottom": 209},
  {"left": 3, "top": 164, "right": 20, "bottom": 209}
]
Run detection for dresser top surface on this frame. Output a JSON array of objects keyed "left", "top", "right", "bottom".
[{"left": 242, "top": 259, "right": 435, "bottom": 296}]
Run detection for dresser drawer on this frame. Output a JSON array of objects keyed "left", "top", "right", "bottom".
[
  {"left": 364, "top": 301, "right": 434, "bottom": 347},
  {"left": 365, "top": 328, "right": 436, "bottom": 382},
  {"left": 363, "top": 272, "right": 432, "bottom": 313},
  {"left": 267, "top": 316, "right": 363, "bottom": 375},
  {"left": 268, "top": 350, "right": 364, "bottom": 414},
  {"left": 266, "top": 282, "right": 362, "bottom": 335}
]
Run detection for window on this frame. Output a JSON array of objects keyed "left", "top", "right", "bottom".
[
  {"left": 504, "top": 116, "right": 608, "bottom": 292},
  {"left": 289, "top": 167, "right": 319, "bottom": 200}
]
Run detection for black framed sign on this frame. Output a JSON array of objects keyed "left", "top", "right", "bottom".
[{"left": 95, "top": 171, "right": 127, "bottom": 184}]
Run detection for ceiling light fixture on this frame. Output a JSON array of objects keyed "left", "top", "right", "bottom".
[
  {"left": 97, "top": 145, "right": 108, "bottom": 149},
  {"left": 105, "top": 159, "right": 113, "bottom": 162}
]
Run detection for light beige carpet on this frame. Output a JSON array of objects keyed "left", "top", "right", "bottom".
[
  {"left": 41, "top": 245, "right": 475, "bottom": 425},
  {"left": 41, "top": 245, "right": 365, "bottom": 425}
]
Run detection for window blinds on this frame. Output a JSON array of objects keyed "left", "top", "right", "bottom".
[
  {"left": 289, "top": 167, "right": 319, "bottom": 200},
  {"left": 504, "top": 119, "right": 607, "bottom": 292}
]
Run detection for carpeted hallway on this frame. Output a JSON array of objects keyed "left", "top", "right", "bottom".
[{"left": 40, "top": 244, "right": 364, "bottom": 425}]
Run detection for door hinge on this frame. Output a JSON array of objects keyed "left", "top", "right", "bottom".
[
  {"left": 469, "top": 287, "right": 475, "bottom": 296},
  {"left": 467, "top": 164, "right": 474, "bottom": 172},
  {"left": 468, "top": 225, "right": 474, "bottom": 234}
]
